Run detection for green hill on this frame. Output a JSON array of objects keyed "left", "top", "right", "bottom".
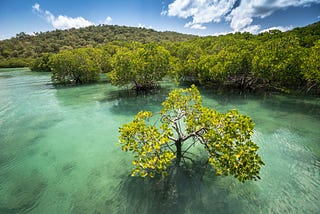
[
  {"left": 0, "top": 24, "right": 195, "bottom": 67},
  {"left": 1, "top": 21, "right": 320, "bottom": 68},
  {"left": 288, "top": 21, "right": 320, "bottom": 47}
]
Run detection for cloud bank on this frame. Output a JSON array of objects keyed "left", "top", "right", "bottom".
[
  {"left": 32, "top": 3, "right": 111, "bottom": 29},
  {"left": 137, "top": 23, "right": 153, "bottom": 29},
  {"left": 163, "top": 0, "right": 319, "bottom": 33},
  {"left": 260, "top": 25, "right": 294, "bottom": 33},
  {"left": 104, "top": 16, "right": 113, "bottom": 25}
]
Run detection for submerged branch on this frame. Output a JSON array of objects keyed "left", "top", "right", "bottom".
[{"left": 182, "top": 141, "right": 196, "bottom": 156}]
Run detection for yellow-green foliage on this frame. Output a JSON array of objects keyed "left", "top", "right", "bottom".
[
  {"left": 50, "top": 48, "right": 102, "bottom": 84},
  {"left": 301, "top": 39, "right": 320, "bottom": 90},
  {"left": 119, "top": 111, "right": 175, "bottom": 178},
  {"left": 109, "top": 43, "right": 171, "bottom": 89},
  {"left": 119, "top": 85, "right": 264, "bottom": 182}
]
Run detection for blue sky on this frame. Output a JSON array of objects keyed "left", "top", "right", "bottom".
[{"left": 0, "top": 0, "right": 320, "bottom": 40}]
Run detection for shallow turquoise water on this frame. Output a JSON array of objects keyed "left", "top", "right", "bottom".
[{"left": 0, "top": 68, "right": 319, "bottom": 213}]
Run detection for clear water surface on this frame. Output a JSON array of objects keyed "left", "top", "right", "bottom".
[{"left": 0, "top": 68, "right": 319, "bottom": 213}]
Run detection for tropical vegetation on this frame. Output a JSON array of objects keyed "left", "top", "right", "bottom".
[
  {"left": 50, "top": 48, "right": 103, "bottom": 84},
  {"left": 119, "top": 85, "right": 264, "bottom": 182},
  {"left": 1, "top": 22, "right": 320, "bottom": 92}
]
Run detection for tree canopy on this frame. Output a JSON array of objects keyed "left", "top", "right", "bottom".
[
  {"left": 162, "top": 27, "right": 319, "bottom": 93},
  {"left": 1, "top": 21, "right": 320, "bottom": 93},
  {"left": 109, "top": 43, "right": 172, "bottom": 89},
  {"left": 119, "top": 85, "right": 264, "bottom": 182},
  {"left": 30, "top": 53, "right": 52, "bottom": 72},
  {"left": 50, "top": 48, "right": 102, "bottom": 84},
  {"left": 301, "top": 40, "right": 320, "bottom": 92}
]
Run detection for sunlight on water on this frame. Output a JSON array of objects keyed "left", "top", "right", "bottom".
[{"left": 0, "top": 68, "right": 319, "bottom": 213}]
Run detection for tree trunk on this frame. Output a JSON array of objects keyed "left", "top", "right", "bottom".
[{"left": 175, "top": 140, "right": 182, "bottom": 166}]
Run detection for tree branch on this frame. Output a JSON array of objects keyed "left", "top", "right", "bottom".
[
  {"left": 182, "top": 141, "right": 196, "bottom": 155},
  {"left": 183, "top": 155, "right": 196, "bottom": 165},
  {"left": 162, "top": 141, "right": 176, "bottom": 153},
  {"left": 181, "top": 127, "right": 206, "bottom": 142},
  {"left": 168, "top": 136, "right": 177, "bottom": 142}
]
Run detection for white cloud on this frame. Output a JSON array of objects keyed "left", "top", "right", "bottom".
[
  {"left": 241, "top": 25, "right": 261, "bottom": 34},
  {"left": 138, "top": 23, "right": 145, "bottom": 28},
  {"left": 165, "top": 0, "right": 320, "bottom": 32},
  {"left": 137, "top": 23, "right": 153, "bottom": 29},
  {"left": 167, "top": 0, "right": 193, "bottom": 18},
  {"left": 32, "top": 3, "right": 40, "bottom": 11},
  {"left": 104, "top": 16, "right": 112, "bottom": 25},
  {"left": 212, "top": 31, "right": 233, "bottom": 36},
  {"left": 185, "top": 22, "right": 206, "bottom": 29},
  {"left": 226, "top": 0, "right": 313, "bottom": 32},
  {"left": 167, "top": 0, "right": 237, "bottom": 26},
  {"left": 54, "top": 15, "right": 93, "bottom": 29},
  {"left": 260, "top": 25, "right": 294, "bottom": 33},
  {"left": 161, "top": 10, "right": 168, "bottom": 16},
  {"left": 32, "top": 3, "right": 112, "bottom": 29}
]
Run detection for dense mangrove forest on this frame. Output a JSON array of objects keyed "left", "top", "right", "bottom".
[{"left": 1, "top": 21, "right": 320, "bottom": 93}]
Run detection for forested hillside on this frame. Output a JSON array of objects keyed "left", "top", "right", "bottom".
[
  {"left": 1, "top": 22, "right": 320, "bottom": 93},
  {"left": 0, "top": 24, "right": 195, "bottom": 67},
  {"left": 289, "top": 21, "right": 320, "bottom": 47}
]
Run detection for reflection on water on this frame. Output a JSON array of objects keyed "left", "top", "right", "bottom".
[
  {"left": 101, "top": 87, "right": 173, "bottom": 115},
  {"left": 0, "top": 68, "right": 319, "bottom": 213}
]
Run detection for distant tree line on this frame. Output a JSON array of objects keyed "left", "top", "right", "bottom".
[
  {"left": 0, "top": 25, "right": 195, "bottom": 68},
  {"left": 1, "top": 22, "right": 320, "bottom": 93}
]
